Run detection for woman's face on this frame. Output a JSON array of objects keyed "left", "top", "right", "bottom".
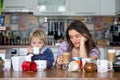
[
  {"left": 68, "top": 29, "right": 82, "bottom": 48},
  {"left": 30, "top": 37, "right": 45, "bottom": 49}
]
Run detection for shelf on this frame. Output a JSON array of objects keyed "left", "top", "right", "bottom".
[{"left": 0, "top": 26, "right": 6, "bottom": 30}]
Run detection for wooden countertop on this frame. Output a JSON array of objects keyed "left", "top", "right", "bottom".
[
  {"left": 0, "top": 69, "right": 120, "bottom": 80},
  {"left": 0, "top": 45, "right": 120, "bottom": 49}
]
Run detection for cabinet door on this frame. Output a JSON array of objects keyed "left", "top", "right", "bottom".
[
  {"left": 3, "top": 0, "right": 33, "bottom": 12},
  {"left": 116, "top": 0, "right": 120, "bottom": 15},
  {"left": 100, "top": 0, "right": 115, "bottom": 16},
  {"left": 33, "top": 0, "right": 70, "bottom": 16},
  {"left": 70, "top": 0, "right": 100, "bottom": 16}
]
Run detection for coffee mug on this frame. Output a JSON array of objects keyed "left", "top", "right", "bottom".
[
  {"left": 34, "top": 60, "right": 47, "bottom": 71},
  {"left": 22, "top": 61, "right": 37, "bottom": 71},
  {"left": 3, "top": 59, "right": 11, "bottom": 71},
  {"left": 97, "top": 60, "right": 112, "bottom": 73},
  {"left": 33, "top": 47, "right": 40, "bottom": 55},
  {"left": 68, "top": 61, "right": 80, "bottom": 72},
  {"left": 72, "top": 57, "right": 82, "bottom": 69}
]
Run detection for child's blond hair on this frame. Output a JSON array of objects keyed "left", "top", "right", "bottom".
[{"left": 29, "top": 29, "right": 47, "bottom": 45}]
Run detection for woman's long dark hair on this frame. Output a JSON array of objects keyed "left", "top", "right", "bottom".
[{"left": 66, "top": 20, "right": 97, "bottom": 54}]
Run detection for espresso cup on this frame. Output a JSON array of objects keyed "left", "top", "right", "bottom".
[{"left": 97, "top": 60, "right": 112, "bottom": 73}]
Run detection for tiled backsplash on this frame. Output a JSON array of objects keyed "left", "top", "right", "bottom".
[{"left": 2, "top": 13, "right": 114, "bottom": 45}]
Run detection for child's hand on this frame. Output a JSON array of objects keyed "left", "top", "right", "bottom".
[
  {"left": 27, "top": 47, "right": 33, "bottom": 54},
  {"left": 56, "top": 55, "right": 63, "bottom": 65}
]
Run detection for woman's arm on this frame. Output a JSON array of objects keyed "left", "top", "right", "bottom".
[
  {"left": 89, "top": 48, "right": 100, "bottom": 60},
  {"left": 55, "top": 41, "right": 69, "bottom": 68},
  {"left": 79, "top": 35, "right": 88, "bottom": 58}
]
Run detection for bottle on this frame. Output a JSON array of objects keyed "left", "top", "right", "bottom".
[
  {"left": 0, "top": 31, "right": 3, "bottom": 45},
  {"left": 10, "top": 32, "right": 15, "bottom": 45},
  {"left": 16, "top": 36, "right": 20, "bottom": 45},
  {"left": 7, "top": 32, "right": 11, "bottom": 45},
  {"left": 113, "top": 18, "right": 118, "bottom": 31},
  {"left": 3, "top": 31, "right": 8, "bottom": 45}
]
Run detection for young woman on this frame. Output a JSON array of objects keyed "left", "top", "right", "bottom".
[
  {"left": 27, "top": 29, "right": 54, "bottom": 69},
  {"left": 56, "top": 20, "right": 100, "bottom": 66}
]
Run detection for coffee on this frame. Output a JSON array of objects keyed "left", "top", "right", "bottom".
[
  {"left": 108, "top": 49, "right": 116, "bottom": 63},
  {"left": 62, "top": 52, "right": 70, "bottom": 64}
]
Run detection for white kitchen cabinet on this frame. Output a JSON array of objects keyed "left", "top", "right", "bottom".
[
  {"left": 3, "top": 0, "right": 34, "bottom": 12},
  {"left": 33, "top": 0, "right": 70, "bottom": 16},
  {"left": 116, "top": 0, "right": 120, "bottom": 15},
  {"left": 70, "top": 0, "right": 100, "bottom": 16},
  {"left": 100, "top": 0, "right": 115, "bottom": 16}
]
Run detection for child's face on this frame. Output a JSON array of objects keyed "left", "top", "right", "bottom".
[{"left": 30, "top": 37, "right": 45, "bottom": 49}]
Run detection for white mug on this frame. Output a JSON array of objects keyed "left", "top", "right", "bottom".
[
  {"left": 34, "top": 60, "right": 47, "bottom": 71},
  {"left": 68, "top": 61, "right": 80, "bottom": 72},
  {"left": 97, "top": 60, "right": 112, "bottom": 73},
  {"left": 3, "top": 59, "right": 11, "bottom": 71},
  {"left": 33, "top": 47, "right": 40, "bottom": 55}
]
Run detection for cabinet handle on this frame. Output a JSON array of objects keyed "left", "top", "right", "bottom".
[
  {"left": 5, "top": 6, "right": 26, "bottom": 8},
  {"left": 75, "top": 12, "right": 95, "bottom": 14},
  {"left": 41, "top": 12, "right": 62, "bottom": 14}
]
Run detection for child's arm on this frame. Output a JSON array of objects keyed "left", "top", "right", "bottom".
[{"left": 44, "top": 48, "right": 54, "bottom": 69}]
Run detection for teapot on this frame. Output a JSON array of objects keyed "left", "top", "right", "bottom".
[{"left": 84, "top": 60, "right": 97, "bottom": 73}]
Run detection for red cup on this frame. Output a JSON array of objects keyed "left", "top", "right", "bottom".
[{"left": 22, "top": 61, "right": 37, "bottom": 71}]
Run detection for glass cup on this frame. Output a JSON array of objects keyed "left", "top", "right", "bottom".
[
  {"left": 107, "top": 49, "right": 116, "bottom": 63},
  {"left": 62, "top": 52, "right": 70, "bottom": 69}
]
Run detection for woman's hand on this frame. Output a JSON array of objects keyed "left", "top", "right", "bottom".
[
  {"left": 55, "top": 55, "right": 63, "bottom": 69},
  {"left": 80, "top": 34, "right": 88, "bottom": 44},
  {"left": 56, "top": 55, "right": 63, "bottom": 65},
  {"left": 27, "top": 47, "right": 33, "bottom": 54}
]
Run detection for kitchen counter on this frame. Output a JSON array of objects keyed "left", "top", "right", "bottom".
[
  {"left": 0, "top": 69, "right": 120, "bottom": 80},
  {"left": 0, "top": 45, "right": 120, "bottom": 49}
]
